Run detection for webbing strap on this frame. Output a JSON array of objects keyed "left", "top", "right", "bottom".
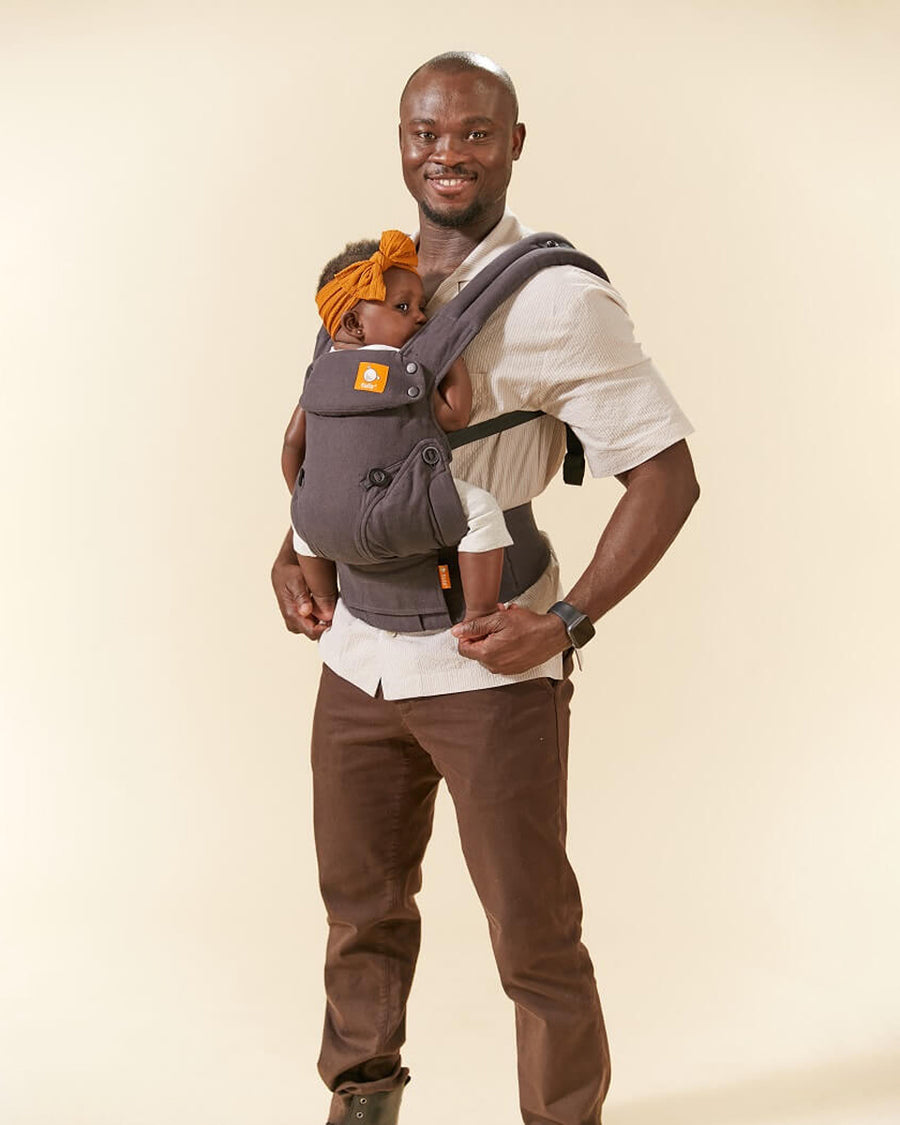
[
  {"left": 563, "top": 422, "right": 586, "bottom": 486},
  {"left": 446, "top": 409, "right": 544, "bottom": 449},
  {"left": 447, "top": 409, "right": 586, "bottom": 487}
]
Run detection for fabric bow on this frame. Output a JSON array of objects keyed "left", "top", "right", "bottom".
[{"left": 316, "top": 230, "right": 418, "bottom": 338}]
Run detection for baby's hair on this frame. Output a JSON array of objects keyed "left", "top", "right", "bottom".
[{"left": 317, "top": 239, "right": 380, "bottom": 292}]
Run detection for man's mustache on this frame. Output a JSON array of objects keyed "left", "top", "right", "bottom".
[{"left": 425, "top": 166, "right": 476, "bottom": 179}]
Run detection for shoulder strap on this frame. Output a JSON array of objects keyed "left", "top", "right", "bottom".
[
  {"left": 435, "top": 232, "right": 608, "bottom": 487},
  {"left": 398, "top": 232, "right": 609, "bottom": 383}
]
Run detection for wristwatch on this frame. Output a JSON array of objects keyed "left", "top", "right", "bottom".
[{"left": 547, "top": 601, "right": 595, "bottom": 649}]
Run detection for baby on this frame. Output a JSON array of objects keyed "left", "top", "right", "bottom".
[{"left": 282, "top": 230, "right": 512, "bottom": 628}]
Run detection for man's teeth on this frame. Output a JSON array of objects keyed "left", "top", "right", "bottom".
[{"left": 433, "top": 177, "right": 469, "bottom": 186}]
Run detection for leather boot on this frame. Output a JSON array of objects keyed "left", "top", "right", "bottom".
[{"left": 327, "top": 1083, "right": 406, "bottom": 1125}]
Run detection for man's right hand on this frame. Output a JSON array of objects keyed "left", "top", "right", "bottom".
[{"left": 271, "top": 530, "right": 333, "bottom": 639}]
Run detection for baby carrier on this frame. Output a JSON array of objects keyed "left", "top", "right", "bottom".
[{"left": 291, "top": 233, "right": 609, "bottom": 632}]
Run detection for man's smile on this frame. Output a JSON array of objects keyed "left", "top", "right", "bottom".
[{"left": 425, "top": 171, "right": 477, "bottom": 196}]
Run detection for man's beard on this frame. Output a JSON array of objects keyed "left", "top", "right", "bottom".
[{"left": 420, "top": 196, "right": 487, "bottom": 229}]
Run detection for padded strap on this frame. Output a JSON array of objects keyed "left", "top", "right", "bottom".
[{"left": 400, "top": 233, "right": 610, "bottom": 384}]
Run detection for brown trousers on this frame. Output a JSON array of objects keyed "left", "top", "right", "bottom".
[{"left": 311, "top": 660, "right": 611, "bottom": 1125}]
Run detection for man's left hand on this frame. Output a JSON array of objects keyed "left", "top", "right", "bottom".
[{"left": 450, "top": 603, "right": 569, "bottom": 674}]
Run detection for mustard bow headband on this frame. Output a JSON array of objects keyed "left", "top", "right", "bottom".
[{"left": 315, "top": 230, "right": 418, "bottom": 337}]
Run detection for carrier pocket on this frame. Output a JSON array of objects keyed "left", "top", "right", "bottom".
[
  {"left": 356, "top": 439, "right": 468, "bottom": 563},
  {"left": 427, "top": 465, "right": 469, "bottom": 545}
]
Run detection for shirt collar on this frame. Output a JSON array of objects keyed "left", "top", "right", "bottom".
[{"left": 422, "top": 210, "right": 533, "bottom": 312}]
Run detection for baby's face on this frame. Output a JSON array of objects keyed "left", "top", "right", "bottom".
[{"left": 354, "top": 267, "right": 427, "bottom": 348}]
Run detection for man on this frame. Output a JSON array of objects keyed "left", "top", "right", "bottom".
[{"left": 272, "top": 52, "right": 699, "bottom": 1125}]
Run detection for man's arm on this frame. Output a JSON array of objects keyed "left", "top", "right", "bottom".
[{"left": 451, "top": 439, "right": 700, "bottom": 673}]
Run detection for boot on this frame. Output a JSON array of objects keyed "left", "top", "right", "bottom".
[{"left": 328, "top": 1084, "right": 406, "bottom": 1125}]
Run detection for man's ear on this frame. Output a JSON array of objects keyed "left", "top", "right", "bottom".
[
  {"left": 512, "top": 121, "right": 526, "bottom": 161},
  {"left": 342, "top": 307, "right": 366, "bottom": 341}
]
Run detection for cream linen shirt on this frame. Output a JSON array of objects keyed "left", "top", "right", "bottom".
[{"left": 316, "top": 211, "right": 694, "bottom": 699}]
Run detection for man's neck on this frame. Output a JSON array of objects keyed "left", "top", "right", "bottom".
[{"left": 416, "top": 207, "right": 505, "bottom": 300}]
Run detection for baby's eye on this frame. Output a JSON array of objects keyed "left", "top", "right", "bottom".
[{"left": 396, "top": 302, "right": 410, "bottom": 312}]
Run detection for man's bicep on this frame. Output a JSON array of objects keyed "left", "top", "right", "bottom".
[{"left": 615, "top": 438, "right": 697, "bottom": 488}]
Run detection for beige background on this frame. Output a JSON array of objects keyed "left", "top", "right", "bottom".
[{"left": 2, "top": 2, "right": 898, "bottom": 1123}]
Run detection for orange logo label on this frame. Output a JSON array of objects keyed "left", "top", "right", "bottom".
[
  {"left": 438, "top": 564, "right": 452, "bottom": 590},
  {"left": 354, "top": 361, "right": 389, "bottom": 393}
]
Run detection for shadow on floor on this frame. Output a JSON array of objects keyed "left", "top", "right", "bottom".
[{"left": 606, "top": 1049, "right": 900, "bottom": 1125}]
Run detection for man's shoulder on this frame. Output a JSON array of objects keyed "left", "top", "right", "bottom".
[
  {"left": 507, "top": 258, "right": 627, "bottom": 322},
  {"left": 482, "top": 213, "right": 623, "bottom": 308}
]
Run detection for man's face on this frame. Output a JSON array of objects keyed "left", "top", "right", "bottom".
[
  {"left": 399, "top": 68, "right": 525, "bottom": 229},
  {"left": 353, "top": 267, "right": 427, "bottom": 348}
]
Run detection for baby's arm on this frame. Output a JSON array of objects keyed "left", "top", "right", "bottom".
[
  {"left": 282, "top": 404, "right": 306, "bottom": 490},
  {"left": 431, "top": 356, "right": 473, "bottom": 432}
]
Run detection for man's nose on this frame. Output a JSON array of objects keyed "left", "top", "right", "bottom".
[{"left": 431, "top": 133, "right": 467, "bottom": 167}]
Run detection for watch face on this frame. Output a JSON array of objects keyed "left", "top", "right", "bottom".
[
  {"left": 569, "top": 614, "right": 595, "bottom": 648},
  {"left": 549, "top": 602, "right": 596, "bottom": 649}
]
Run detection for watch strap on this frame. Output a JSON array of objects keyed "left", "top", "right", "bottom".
[{"left": 547, "top": 601, "right": 595, "bottom": 648}]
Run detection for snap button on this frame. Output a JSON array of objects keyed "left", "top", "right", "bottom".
[
  {"left": 359, "top": 1098, "right": 367, "bottom": 1104},
  {"left": 407, "top": 386, "right": 420, "bottom": 398},
  {"left": 421, "top": 446, "right": 441, "bottom": 466},
  {"left": 543, "top": 238, "right": 559, "bottom": 247},
  {"left": 405, "top": 362, "right": 418, "bottom": 374},
  {"left": 367, "top": 468, "right": 391, "bottom": 487}
]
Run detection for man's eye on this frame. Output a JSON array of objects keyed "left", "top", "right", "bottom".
[
  {"left": 468, "top": 131, "right": 488, "bottom": 140},
  {"left": 416, "top": 132, "right": 435, "bottom": 142}
]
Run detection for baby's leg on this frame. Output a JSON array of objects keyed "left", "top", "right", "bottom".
[
  {"left": 292, "top": 529, "right": 338, "bottom": 623},
  {"left": 452, "top": 479, "right": 514, "bottom": 621},
  {"left": 458, "top": 550, "right": 505, "bottom": 620}
]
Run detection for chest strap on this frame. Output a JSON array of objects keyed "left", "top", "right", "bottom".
[{"left": 447, "top": 411, "right": 585, "bottom": 486}]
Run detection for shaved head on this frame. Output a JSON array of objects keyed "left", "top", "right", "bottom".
[{"left": 400, "top": 51, "right": 519, "bottom": 121}]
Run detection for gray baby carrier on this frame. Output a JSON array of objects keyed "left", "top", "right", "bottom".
[{"left": 291, "top": 233, "right": 609, "bottom": 632}]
